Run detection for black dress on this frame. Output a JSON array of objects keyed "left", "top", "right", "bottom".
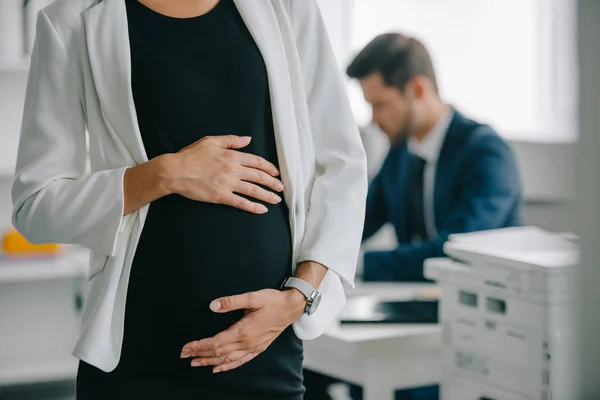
[{"left": 76, "top": 1, "right": 304, "bottom": 399}]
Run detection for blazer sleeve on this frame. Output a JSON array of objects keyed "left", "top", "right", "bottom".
[
  {"left": 11, "top": 12, "right": 129, "bottom": 257},
  {"left": 363, "top": 132, "right": 522, "bottom": 281},
  {"left": 289, "top": 0, "right": 369, "bottom": 287}
]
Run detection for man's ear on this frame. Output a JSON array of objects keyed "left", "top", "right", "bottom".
[{"left": 409, "top": 75, "right": 429, "bottom": 99}]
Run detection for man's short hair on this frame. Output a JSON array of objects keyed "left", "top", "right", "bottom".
[{"left": 347, "top": 33, "right": 439, "bottom": 94}]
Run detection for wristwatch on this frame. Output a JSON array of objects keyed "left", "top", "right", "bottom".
[{"left": 281, "top": 277, "right": 322, "bottom": 316}]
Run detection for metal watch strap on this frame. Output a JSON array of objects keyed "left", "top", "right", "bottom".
[{"left": 282, "top": 277, "right": 315, "bottom": 299}]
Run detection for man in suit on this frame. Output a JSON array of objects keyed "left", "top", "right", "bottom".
[
  {"left": 304, "top": 33, "right": 522, "bottom": 400},
  {"left": 352, "top": 33, "right": 522, "bottom": 283}
]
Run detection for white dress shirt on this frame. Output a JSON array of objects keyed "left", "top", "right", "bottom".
[{"left": 408, "top": 107, "right": 454, "bottom": 240}]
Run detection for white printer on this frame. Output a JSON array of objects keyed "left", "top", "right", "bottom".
[{"left": 424, "top": 226, "right": 579, "bottom": 400}]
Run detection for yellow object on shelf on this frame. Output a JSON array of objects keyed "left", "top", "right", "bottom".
[{"left": 2, "top": 227, "right": 61, "bottom": 256}]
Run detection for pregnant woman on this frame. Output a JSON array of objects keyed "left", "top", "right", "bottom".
[{"left": 12, "top": 0, "right": 367, "bottom": 399}]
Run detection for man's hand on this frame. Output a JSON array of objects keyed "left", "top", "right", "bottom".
[{"left": 181, "top": 289, "right": 306, "bottom": 373}]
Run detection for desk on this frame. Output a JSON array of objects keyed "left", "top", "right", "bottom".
[
  {"left": 0, "top": 247, "right": 89, "bottom": 386},
  {"left": 303, "top": 283, "right": 442, "bottom": 400}
]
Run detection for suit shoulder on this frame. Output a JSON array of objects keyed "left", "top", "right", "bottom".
[
  {"left": 470, "top": 125, "right": 510, "bottom": 152},
  {"left": 454, "top": 113, "right": 508, "bottom": 150},
  {"left": 449, "top": 113, "right": 514, "bottom": 167}
]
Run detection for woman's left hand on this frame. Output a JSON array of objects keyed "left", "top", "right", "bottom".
[{"left": 181, "top": 288, "right": 306, "bottom": 373}]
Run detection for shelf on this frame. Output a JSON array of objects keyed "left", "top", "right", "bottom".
[
  {"left": 0, "top": 361, "right": 78, "bottom": 387},
  {"left": 0, "top": 252, "right": 89, "bottom": 284}
]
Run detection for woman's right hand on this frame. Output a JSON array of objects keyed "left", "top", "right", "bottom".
[{"left": 165, "top": 135, "right": 284, "bottom": 214}]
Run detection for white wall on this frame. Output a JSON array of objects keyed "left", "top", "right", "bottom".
[
  {"left": 0, "top": 177, "right": 13, "bottom": 231},
  {"left": 0, "top": 71, "right": 27, "bottom": 235},
  {"left": 511, "top": 141, "right": 574, "bottom": 202},
  {"left": 0, "top": 71, "right": 27, "bottom": 176},
  {"left": 316, "top": 0, "right": 354, "bottom": 68}
]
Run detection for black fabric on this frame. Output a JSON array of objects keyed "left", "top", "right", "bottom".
[
  {"left": 76, "top": 1, "right": 304, "bottom": 398},
  {"left": 77, "top": 359, "right": 303, "bottom": 400},
  {"left": 406, "top": 154, "right": 428, "bottom": 241}
]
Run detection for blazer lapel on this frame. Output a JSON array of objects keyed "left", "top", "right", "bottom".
[
  {"left": 82, "top": 0, "right": 148, "bottom": 166},
  {"left": 233, "top": 0, "right": 299, "bottom": 208},
  {"left": 82, "top": 0, "right": 297, "bottom": 204}
]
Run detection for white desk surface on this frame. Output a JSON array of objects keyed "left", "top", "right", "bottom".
[
  {"left": 0, "top": 247, "right": 88, "bottom": 387},
  {"left": 0, "top": 247, "right": 89, "bottom": 284},
  {"left": 314, "top": 283, "right": 441, "bottom": 358},
  {"left": 303, "top": 282, "right": 442, "bottom": 398},
  {"left": 348, "top": 282, "right": 441, "bottom": 299}
]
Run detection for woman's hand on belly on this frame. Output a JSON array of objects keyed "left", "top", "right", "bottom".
[
  {"left": 180, "top": 288, "right": 306, "bottom": 373},
  {"left": 162, "top": 135, "right": 285, "bottom": 214}
]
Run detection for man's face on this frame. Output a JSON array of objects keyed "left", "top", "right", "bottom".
[{"left": 360, "top": 73, "right": 416, "bottom": 144}]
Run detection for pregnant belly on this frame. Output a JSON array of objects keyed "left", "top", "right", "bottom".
[
  {"left": 119, "top": 195, "right": 297, "bottom": 378},
  {"left": 124, "top": 193, "right": 292, "bottom": 341}
]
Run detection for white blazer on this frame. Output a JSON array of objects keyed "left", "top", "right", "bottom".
[{"left": 12, "top": 0, "right": 367, "bottom": 372}]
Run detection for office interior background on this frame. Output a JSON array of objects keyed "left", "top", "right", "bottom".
[{"left": 0, "top": 0, "right": 599, "bottom": 399}]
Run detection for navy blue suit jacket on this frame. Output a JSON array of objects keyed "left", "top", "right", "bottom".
[{"left": 362, "top": 110, "right": 523, "bottom": 281}]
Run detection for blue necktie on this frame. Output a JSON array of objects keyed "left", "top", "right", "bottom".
[{"left": 407, "top": 154, "right": 428, "bottom": 241}]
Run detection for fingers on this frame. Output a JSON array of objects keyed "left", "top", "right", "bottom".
[
  {"left": 178, "top": 135, "right": 250, "bottom": 153},
  {"left": 215, "top": 192, "right": 269, "bottom": 214},
  {"left": 182, "top": 317, "right": 261, "bottom": 357},
  {"left": 237, "top": 152, "right": 280, "bottom": 177},
  {"left": 180, "top": 290, "right": 283, "bottom": 373},
  {"left": 214, "top": 352, "right": 259, "bottom": 373},
  {"left": 234, "top": 182, "right": 282, "bottom": 205},
  {"left": 184, "top": 330, "right": 273, "bottom": 373},
  {"left": 183, "top": 331, "right": 271, "bottom": 358},
  {"left": 182, "top": 336, "right": 223, "bottom": 359},
  {"left": 211, "top": 291, "right": 262, "bottom": 313},
  {"left": 186, "top": 137, "right": 280, "bottom": 179},
  {"left": 207, "top": 135, "right": 253, "bottom": 149},
  {"left": 239, "top": 167, "right": 285, "bottom": 193},
  {"left": 188, "top": 351, "right": 259, "bottom": 373},
  {"left": 190, "top": 350, "right": 248, "bottom": 368},
  {"left": 182, "top": 331, "right": 241, "bottom": 360},
  {"left": 185, "top": 342, "right": 245, "bottom": 359}
]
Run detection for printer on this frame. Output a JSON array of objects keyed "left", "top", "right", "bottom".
[{"left": 425, "top": 226, "right": 579, "bottom": 400}]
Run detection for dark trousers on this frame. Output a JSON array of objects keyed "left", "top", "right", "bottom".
[
  {"left": 76, "top": 361, "right": 303, "bottom": 400},
  {"left": 303, "top": 369, "right": 439, "bottom": 400}
]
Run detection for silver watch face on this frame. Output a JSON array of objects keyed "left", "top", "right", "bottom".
[{"left": 306, "top": 291, "right": 322, "bottom": 315}]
